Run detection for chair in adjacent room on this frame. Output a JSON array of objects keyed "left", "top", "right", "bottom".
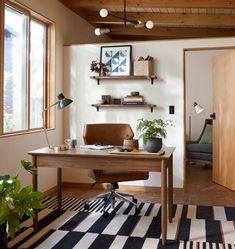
[
  {"left": 83, "top": 123, "right": 149, "bottom": 217},
  {"left": 186, "top": 119, "right": 213, "bottom": 165}
]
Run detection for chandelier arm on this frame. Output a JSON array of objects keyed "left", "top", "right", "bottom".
[
  {"left": 107, "top": 13, "right": 138, "bottom": 25},
  {"left": 124, "top": 0, "right": 127, "bottom": 28}
]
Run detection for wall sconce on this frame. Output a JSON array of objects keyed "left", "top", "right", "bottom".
[
  {"left": 193, "top": 102, "right": 204, "bottom": 114},
  {"left": 188, "top": 102, "right": 205, "bottom": 140}
]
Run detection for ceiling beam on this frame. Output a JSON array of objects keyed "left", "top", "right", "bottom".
[
  {"left": 86, "top": 12, "right": 235, "bottom": 27},
  {"left": 62, "top": 0, "right": 235, "bottom": 9},
  {"left": 106, "top": 26, "right": 235, "bottom": 37}
]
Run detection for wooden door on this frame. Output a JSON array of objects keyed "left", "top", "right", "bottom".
[{"left": 212, "top": 50, "right": 235, "bottom": 191}]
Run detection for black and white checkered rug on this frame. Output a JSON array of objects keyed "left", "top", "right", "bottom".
[{"left": 9, "top": 196, "right": 235, "bottom": 249}]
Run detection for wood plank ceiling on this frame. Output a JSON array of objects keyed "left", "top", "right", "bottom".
[{"left": 59, "top": 0, "right": 235, "bottom": 41}]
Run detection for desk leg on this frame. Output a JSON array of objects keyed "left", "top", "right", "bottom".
[
  {"left": 161, "top": 160, "right": 167, "bottom": 246},
  {"left": 168, "top": 155, "right": 173, "bottom": 223},
  {"left": 57, "top": 168, "right": 62, "bottom": 211},
  {"left": 32, "top": 155, "right": 38, "bottom": 232}
]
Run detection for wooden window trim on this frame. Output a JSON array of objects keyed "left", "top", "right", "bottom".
[
  {"left": 0, "top": 0, "right": 4, "bottom": 135},
  {"left": 0, "top": 0, "right": 55, "bottom": 137}
]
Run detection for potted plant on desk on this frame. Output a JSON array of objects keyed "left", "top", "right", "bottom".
[
  {"left": 137, "top": 118, "right": 172, "bottom": 153},
  {"left": 0, "top": 160, "right": 43, "bottom": 248}
]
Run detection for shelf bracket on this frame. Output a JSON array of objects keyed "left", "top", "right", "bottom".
[
  {"left": 96, "top": 106, "right": 100, "bottom": 112},
  {"left": 151, "top": 78, "right": 154, "bottom": 85},
  {"left": 97, "top": 79, "right": 100, "bottom": 85},
  {"left": 150, "top": 106, "right": 153, "bottom": 112}
]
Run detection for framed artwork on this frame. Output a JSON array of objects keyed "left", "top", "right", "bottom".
[{"left": 100, "top": 45, "right": 132, "bottom": 76}]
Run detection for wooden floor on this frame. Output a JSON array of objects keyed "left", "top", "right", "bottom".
[{"left": 61, "top": 165, "right": 235, "bottom": 207}]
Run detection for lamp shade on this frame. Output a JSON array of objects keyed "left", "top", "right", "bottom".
[
  {"left": 57, "top": 93, "right": 73, "bottom": 110},
  {"left": 193, "top": 102, "right": 204, "bottom": 114}
]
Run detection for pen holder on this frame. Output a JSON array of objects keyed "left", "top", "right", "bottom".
[{"left": 123, "top": 139, "right": 139, "bottom": 151}]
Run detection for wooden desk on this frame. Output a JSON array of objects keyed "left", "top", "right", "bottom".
[{"left": 29, "top": 146, "right": 175, "bottom": 246}]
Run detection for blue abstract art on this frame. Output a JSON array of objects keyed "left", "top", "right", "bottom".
[{"left": 100, "top": 45, "right": 132, "bottom": 76}]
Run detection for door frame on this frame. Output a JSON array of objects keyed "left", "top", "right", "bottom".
[{"left": 183, "top": 46, "right": 235, "bottom": 189}]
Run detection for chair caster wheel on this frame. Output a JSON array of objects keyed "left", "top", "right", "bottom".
[
  {"left": 133, "top": 198, "right": 137, "bottom": 204},
  {"left": 84, "top": 203, "right": 90, "bottom": 210},
  {"left": 135, "top": 208, "right": 140, "bottom": 215}
]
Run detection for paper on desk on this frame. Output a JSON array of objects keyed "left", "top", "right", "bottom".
[{"left": 80, "top": 144, "right": 114, "bottom": 150}]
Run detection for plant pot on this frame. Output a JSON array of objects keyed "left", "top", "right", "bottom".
[
  {"left": 144, "top": 138, "right": 162, "bottom": 153},
  {"left": 0, "top": 223, "right": 8, "bottom": 249}
]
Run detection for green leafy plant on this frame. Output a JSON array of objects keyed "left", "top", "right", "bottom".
[
  {"left": 137, "top": 118, "right": 172, "bottom": 144},
  {"left": 0, "top": 160, "right": 43, "bottom": 239}
]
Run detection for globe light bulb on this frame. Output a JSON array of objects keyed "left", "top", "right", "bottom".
[
  {"left": 94, "top": 28, "right": 101, "bottom": 36},
  {"left": 99, "top": 8, "right": 108, "bottom": 18},
  {"left": 145, "top": 21, "right": 154, "bottom": 29},
  {"left": 94, "top": 28, "right": 111, "bottom": 36}
]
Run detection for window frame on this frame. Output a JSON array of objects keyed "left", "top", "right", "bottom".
[{"left": 0, "top": 0, "right": 55, "bottom": 137}]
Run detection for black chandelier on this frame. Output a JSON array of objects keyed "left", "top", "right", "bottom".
[{"left": 94, "top": 0, "right": 154, "bottom": 36}]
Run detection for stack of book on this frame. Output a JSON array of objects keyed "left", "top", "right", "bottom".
[{"left": 122, "top": 95, "right": 145, "bottom": 105}]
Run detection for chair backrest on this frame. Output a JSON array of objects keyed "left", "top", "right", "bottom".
[
  {"left": 197, "top": 119, "right": 213, "bottom": 142},
  {"left": 83, "top": 123, "right": 134, "bottom": 146}
]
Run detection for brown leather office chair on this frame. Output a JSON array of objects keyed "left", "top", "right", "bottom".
[{"left": 83, "top": 123, "right": 149, "bottom": 217}]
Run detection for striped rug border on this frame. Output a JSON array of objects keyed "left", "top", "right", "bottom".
[{"left": 7, "top": 197, "right": 235, "bottom": 249}]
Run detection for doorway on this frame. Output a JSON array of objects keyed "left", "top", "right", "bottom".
[{"left": 184, "top": 47, "right": 235, "bottom": 197}]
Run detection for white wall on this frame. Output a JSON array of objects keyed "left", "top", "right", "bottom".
[
  {"left": 185, "top": 50, "right": 226, "bottom": 141},
  {"left": 0, "top": 0, "right": 109, "bottom": 191},
  {"left": 63, "top": 38, "right": 235, "bottom": 188}
]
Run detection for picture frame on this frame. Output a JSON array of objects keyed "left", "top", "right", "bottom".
[{"left": 100, "top": 45, "right": 132, "bottom": 76}]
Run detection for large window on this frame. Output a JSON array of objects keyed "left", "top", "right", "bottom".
[{"left": 0, "top": 1, "right": 55, "bottom": 136}]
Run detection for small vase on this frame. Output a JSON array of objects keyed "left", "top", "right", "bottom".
[
  {"left": 101, "top": 70, "right": 106, "bottom": 76},
  {"left": 0, "top": 223, "right": 8, "bottom": 249},
  {"left": 144, "top": 138, "right": 162, "bottom": 153}
]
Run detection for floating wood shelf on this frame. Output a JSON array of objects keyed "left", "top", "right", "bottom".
[
  {"left": 90, "top": 75, "right": 157, "bottom": 85},
  {"left": 91, "top": 104, "right": 157, "bottom": 112}
]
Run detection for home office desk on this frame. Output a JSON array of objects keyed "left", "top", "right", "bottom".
[{"left": 28, "top": 146, "right": 175, "bottom": 246}]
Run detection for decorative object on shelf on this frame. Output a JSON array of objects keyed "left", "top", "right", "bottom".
[
  {"left": 111, "top": 98, "right": 122, "bottom": 104},
  {"left": 137, "top": 118, "right": 172, "bottom": 153},
  {"left": 131, "top": 91, "right": 140, "bottom": 96},
  {"left": 90, "top": 60, "right": 109, "bottom": 76},
  {"left": 101, "top": 95, "right": 111, "bottom": 104},
  {"left": 94, "top": 0, "right": 154, "bottom": 36},
  {"left": 100, "top": 45, "right": 132, "bottom": 76},
  {"left": 134, "top": 55, "right": 154, "bottom": 76},
  {"left": 122, "top": 93, "right": 145, "bottom": 105},
  {"left": 0, "top": 160, "right": 43, "bottom": 247},
  {"left": 42, "top": 93, "right": 73, "bottom": 150}
]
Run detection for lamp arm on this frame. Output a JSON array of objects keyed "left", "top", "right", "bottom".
[
  {"left": 43, "top": 101, "right": 59, "bottom": 111},
  {"left": 42, "top": 106, "right": 56, "bottom": 149}
]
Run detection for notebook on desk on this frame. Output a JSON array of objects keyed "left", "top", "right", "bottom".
[{"left": 80, "top": 144, "right": 114, "bottom": 150}]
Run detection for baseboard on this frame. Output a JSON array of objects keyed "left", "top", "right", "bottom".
[
  {"left": 43, "top": 186, "right": 57, "bottom": 197},
  {"left": 62, "top": 182, "right": 108, "bottom": 190},
  {"left": 62, "top": 182, "right": 184, "bottom": 193}
]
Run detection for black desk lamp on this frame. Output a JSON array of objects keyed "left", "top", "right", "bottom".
[{"left": 42, "top": 93, "right": 73, "bottom": 150}]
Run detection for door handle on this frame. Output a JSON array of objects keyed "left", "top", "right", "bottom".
[{"left": 210, "top": 113, "right": 216, "bottom": 120}]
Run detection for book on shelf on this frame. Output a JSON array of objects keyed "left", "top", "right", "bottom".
[
  {"left": 122, "top": 101, "right": 145, "bottom": 105},
  {"left": 125, "top": 95, "right": 144, "bottom": 98},
  {"left": 123, "top": 97, "right": 144, "bottom": 102}
]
